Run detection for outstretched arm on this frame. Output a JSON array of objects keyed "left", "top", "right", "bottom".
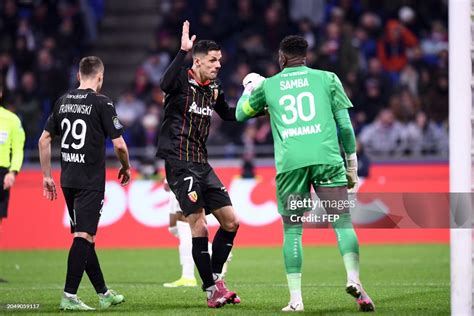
[
  {"left": 236, "top": 73, "right": 266, "bottom": 121},
  {"left": 160, "top": 20, "right": 196, "bottom": 93}
]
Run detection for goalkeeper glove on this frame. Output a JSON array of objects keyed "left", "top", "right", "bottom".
[
  {"left": 345, "top": 153, "right": 359, "bottom": 193},
  {"left": 242, "top": 73, "right": 265, "bottom": 95}
]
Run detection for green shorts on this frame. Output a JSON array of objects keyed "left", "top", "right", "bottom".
[{"left": 276, "top": 162, "right": 347, "bottom": 216}]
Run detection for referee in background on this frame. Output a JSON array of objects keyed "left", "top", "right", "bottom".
[
  {"left": 0, "top": 83, "right": 25, "bottom": 231},
  {"left": 0, "top": 83, "right": 25, "bottom": 282}
]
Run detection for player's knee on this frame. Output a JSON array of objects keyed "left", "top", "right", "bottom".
[
  {"left": 222, "top": 218, "right": 239, "bottom": 232},
  {"left": 190, "top": 218, "right": 208, "bottom": 237}
]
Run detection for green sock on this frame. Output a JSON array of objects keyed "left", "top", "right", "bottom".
[
  {"left": 283, "top": 223, "right": 303, "bottom": 273},
  {"left": 283, "top": 223, "right": 303, "bottom": 303},
  {"left": 332, "top": 213, "right": 360, "bottom": 283}
]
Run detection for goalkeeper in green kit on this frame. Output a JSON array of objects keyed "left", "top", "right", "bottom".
[{"left": 236, "top": 35, "right": 374, "bottom": 312}]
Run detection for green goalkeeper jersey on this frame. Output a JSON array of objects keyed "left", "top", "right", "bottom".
[{"left": 236, "top": 66, "right": 353, "bottom": 174}]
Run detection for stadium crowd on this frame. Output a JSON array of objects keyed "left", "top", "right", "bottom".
[
  {"left": 0, "top": 0, "right": 103, "bottom": 151},
  {"left": 119, "top": 0, "right": 450, "bottom": 161},
  {"left": 1, "top": 0, "right": 449, "bottom": 161}
]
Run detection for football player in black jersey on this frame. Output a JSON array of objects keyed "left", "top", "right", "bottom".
[
  {"left": 156, "top": 21, "right": 240, "bottom": 308},
  {"left": 38, "top": 56, "right": 131, "bottom": 311}
]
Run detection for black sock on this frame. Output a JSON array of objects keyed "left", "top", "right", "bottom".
[
  {"left": 211, "top": 228, "right": 237, "bottom": 274},
  {"left": 64, "top": 237, "right": 91, "bottom": 294},
  {"left": 85, "top": 243, "right": 108, "bottom": 294},
  {"left": 192, "top": 237, "right": 214, "bottom": 289}
]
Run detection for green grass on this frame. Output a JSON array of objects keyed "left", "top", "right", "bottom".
[{"left": 0, "top": 245, "right": 449, "bottom": 315}]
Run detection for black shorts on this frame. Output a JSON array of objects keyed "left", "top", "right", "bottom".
[
  {"left": 62, "top": 187, "right": 104, "bottom": 235},
  {"left": 0, "top": 168, "right": 9, "bottom": 219},
  {"left": 165, "top": 159, "right": 232, "bottom": 216}
]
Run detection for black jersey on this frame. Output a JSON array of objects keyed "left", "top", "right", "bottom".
[
  {"left": 156, "top": 50, "right": 236, "bottom": 163},
  {"left": 45, "top": 88, "right": 123, "bottom": 191}
]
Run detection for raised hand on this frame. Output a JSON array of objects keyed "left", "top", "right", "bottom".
[{"left": 181, "top": 20, "right": 196, "bottom": 52}]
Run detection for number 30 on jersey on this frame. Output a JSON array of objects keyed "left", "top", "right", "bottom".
[{"left": 279, "top": 92, "right": 316, "bottom": 125}]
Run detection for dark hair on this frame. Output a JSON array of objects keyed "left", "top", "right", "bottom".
[
  {"left": 79, "top": 56, "right": 104, "bottom": 78},
  {"left": 192, "top": 40, "right": 220, "bottom": 56},
  {"left": 279, "top": 35, "right": 308, "bottom": 58}
]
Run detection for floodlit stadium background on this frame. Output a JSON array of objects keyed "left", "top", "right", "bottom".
[{"left": 0, "top": 0, "right": 450, "bottom": 248}]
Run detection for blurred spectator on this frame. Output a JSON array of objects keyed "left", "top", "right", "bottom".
[
  {"left": 15, "top": 72, "right": 42, "bottom": 149},
  {"left": 318, "top": 22, "right": 359, "bottom": 79},
  {"left": 377, "top": 20, "right": 418, "bottom": 74},
  {"left": 358, "top": 109, "right": 408, "bottom": 157},
  {"left": 405, "top": 112, "right": 448, "bottom": 156},
  {"left": 290, "top": 0, "right": 325, "bottom": 27},
  {"left": 13, "top": 36, "right": 35, "bottom": 77},
  {"left": 231, "top": 0, "right": 262, "bottom": 35},
  {"left": 392, "top": 88, "right": 420, "bottom": 123},
  {"left": 1, "top": 0, "right": 18, "bottom": 50},
  {"left": 16, "top": 18, "right": 36, "bottom": 51},
  {"left": 296, "top": 18, "right": 317, "bottom": 50},
  {"left": 361, "top": 57, "right": 391, "bottom": 99},
  {"left": 130, "top": 106, "right": 160, "bottom": 150},
  {"left": 142, "top": 53, "right": 171, "bottom": 86},
  {"left": 263, "top": 5, "right": 288, "bottom": 51},
  {"left": 355, "top": 77, "right": 386, "bottom": 124},
  {"left": 0, "top": 53, "right": 17, "bottom": 91},
  {"left": 352, "top": 26, "right": 376, "bottom": 65},
  {"left": 115, "top": 91, "right": 146, "bottom": 128},
  {"left": 421, "top": 21, "right": 448, "bottom": 60},
  {"left": 399, "top": 64, "right": 419, "bottom": 95},
  {"left": 35, "top": 49, "right": 68, "bottom": 104},
  {"left": 194, "top": 0, "right": 222, "bottom": 40},
  {"left": 422, "top": 72, "right": 448, "bottom": 124},
  {"left": 134, "top": 68, "right": 152, "bottom": 100}
]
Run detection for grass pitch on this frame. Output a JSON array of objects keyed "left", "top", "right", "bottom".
[{"left": 0, "top": 244, "right": 449, "bottom": 315}]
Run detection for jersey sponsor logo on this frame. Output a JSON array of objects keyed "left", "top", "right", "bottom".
[
  {"left": 188, "top": 191, "right": 198, "bottom": 203},
  {"left": 281, "top": 124, "right": 322, "bottom": 140},
  {"left": 113, "top": 116, "right": 123, "bottom": 129},
  {"left": 59, "top": 104, "right": 92, "bottom": 115},
  {"left": 280, "top": 78, "right": 309, "bottom": 90},
  {"left": 188, "top": 102, "right": 213, "bottom": 116},
  {"left": 0, "top": 131, "right": 8, "bottom": 144},
  {"left": 61, "top": 152, "right": 85, "bottom": 163}
]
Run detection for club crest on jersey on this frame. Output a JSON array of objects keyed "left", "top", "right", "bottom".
[
  {"left": 188, "top": 191, "right": 198, "bottom": 203},
  {"left": 189, "top": 102, "right": 213, "bottom": 116},
  {"left": 213, "top": 88, "right": 218, "bottom": 101}
]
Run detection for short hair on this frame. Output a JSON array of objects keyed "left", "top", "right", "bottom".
[
  {"left": 79, "top": 56, "right": 104, "bottom": 78},
  {"left": 279, "top": 35, "right": 308, "bottom": 58},
  {"left": 192, "top": 40, "right": 220, "bottom": 56}
]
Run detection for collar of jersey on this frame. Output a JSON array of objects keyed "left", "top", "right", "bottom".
[
  {"left": 282, "top": 65, "right": 307, "bottom": 72},
  {"left": 188, "top": 69, "right": 211, "bottom": 86}
]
